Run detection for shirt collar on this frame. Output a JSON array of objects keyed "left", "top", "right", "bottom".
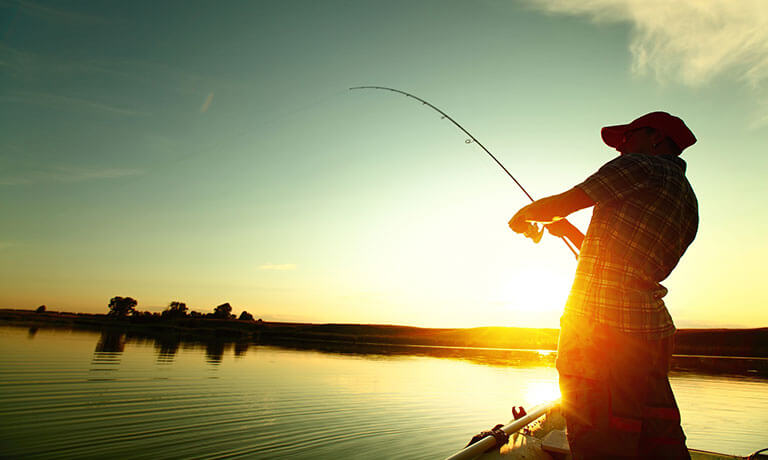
[{"left": 659, "top": 154, "right": 687, "bottom": 173}]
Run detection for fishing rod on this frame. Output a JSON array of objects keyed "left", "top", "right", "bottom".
[{"left": 349, "top": 86, "right": 578, "bottom": 258}]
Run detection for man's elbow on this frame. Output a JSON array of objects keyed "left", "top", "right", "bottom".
[
  {"left": 568, "top": 187, "right": 595, "bottom": 211},
  {"left": 552, "top": 187, "right": 595, "bottom": 218}
]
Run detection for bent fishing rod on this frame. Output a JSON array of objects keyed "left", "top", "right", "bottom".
[{"left": 349, "top": 85, "right": 578, "bottom": 258}]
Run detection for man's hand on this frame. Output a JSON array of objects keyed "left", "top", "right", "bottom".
[
  {"left": 508, "top": 199, "right": 557, "bottom": 234},
  {"left": 545, "top": 219, "right": 573, "bottom": 238},
  {"left": 509, "top": 188, "right": 593, "bottom": 250},
  {"left": 546, "top": 219, "right": 585, "bottom": 250},
  {"left": 508, "top": 206, "right": 533, "bottom": 234}
]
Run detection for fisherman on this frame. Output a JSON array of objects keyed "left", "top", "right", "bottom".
[{"left": 508, "top": 112, "right": 698, "bottom": 460}]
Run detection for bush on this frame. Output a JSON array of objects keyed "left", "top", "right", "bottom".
[
  {"left": 162, "top": 301, "right": 188, "bottom": 319},
  {"left": 213, "top": 303, "right": 233, "bottom": 319},
  {"left": 238, "top": 311, "right": 254, "bottom": 321},
  {"left": 107, "top": 296, "right": 138, "bottom": 317}
]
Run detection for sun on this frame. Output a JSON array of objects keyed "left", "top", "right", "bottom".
[
  {"left": 525, "top": 380, "right": 562, "bottom": 406},
  {"left": 489, "top": 267, "right": 574, "bottom": 329}
]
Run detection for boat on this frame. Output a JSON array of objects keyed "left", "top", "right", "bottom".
[{"left": 444, "top": 400, "right": 767, "bottom": 460}]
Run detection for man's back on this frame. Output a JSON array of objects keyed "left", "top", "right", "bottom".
[{"left": 565, "top": 153, "right": 699, "bottom": 338}]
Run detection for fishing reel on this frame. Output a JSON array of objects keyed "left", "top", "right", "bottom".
[{"left": 523, "top": 222, "right": 544, "bottom": 244}]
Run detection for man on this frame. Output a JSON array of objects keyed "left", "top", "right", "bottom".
[{"left": 508, "top": 112, "right": 698, "bottom": 459}]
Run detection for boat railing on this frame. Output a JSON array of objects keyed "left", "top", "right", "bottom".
[{"left": 443, "top": 399, "right": 560, "bottom": 460}]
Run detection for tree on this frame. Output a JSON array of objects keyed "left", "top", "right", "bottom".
[
  {"left": 35, "top": 305, "right": 46, "bottom": 313},
  {"left": 162, "top": 301, "right": 188, "bottom": 319},
  {"left": 108, "top": 296, "right": 137, "bottom": 317},
  {"left": 238, "top": 311, "right": 254, "bottom": 321},
  {"left": 213, "top": 302, "right": 233, "bottom": 319}
]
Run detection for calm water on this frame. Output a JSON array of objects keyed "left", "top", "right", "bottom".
[{"left": 0, "top": 326, "right": 766, "bottom": 459}]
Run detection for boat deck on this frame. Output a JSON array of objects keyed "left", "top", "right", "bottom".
[{"left": 470, "top": 406, "right": 751, "bottom": 460}]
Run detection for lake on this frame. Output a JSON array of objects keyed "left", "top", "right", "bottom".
[{"left": 0, "top": 325, "right": 766, "bottom": 458}]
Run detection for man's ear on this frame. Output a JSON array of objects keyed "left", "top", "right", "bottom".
[{"left": 650, "top": 128, "right": 666, "bottom": 146}]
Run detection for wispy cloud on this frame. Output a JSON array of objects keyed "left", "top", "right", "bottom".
[
  {"left": 258, "top": 263, "right": 297, "bottom": 271},
  {"left": 0, "top": 44, "right": 34, "bottom": 75},
  {"left": 2, "top": 0, "right": 107, "bottom": 24},
  {"left": 4, "top": 90, "right": 145, "bottom": 116},
  {"left": 0, "top": 44, "right": 209, "bottom": 101},
  {"left": 200, "top": 92, "right": 214, "bottom": 113},
  {"left": 0, "top": 166, "right": 143, "bottom": 186},
  {"left": 528, "top": 0, "right": 768, "bottom": 124}
]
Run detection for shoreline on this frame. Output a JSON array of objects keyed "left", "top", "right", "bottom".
[
  {"left": 2, "top": 308, "right": 766, "bottom": 358},
  {"left": 3, "top": 308, "right": 767, "bottom": 376}
]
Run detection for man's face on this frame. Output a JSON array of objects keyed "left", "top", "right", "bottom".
[{"left": 617, "top": 127, "right": 655, "bottom": 155}]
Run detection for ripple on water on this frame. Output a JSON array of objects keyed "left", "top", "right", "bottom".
[{"left": 1, "top": 326, "right": 767, "bottom": 459}]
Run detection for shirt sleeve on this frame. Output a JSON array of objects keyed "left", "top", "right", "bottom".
[{"left": 575, "top": 154, "right": 655, "bottom": 204}]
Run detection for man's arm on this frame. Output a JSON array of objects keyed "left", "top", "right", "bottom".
[
  {"left": 508, "top": 187, "right": 594, "bottom": 249},
  {"left": 545, "top": 219, "right": 585, "bottom": 250},
  {"left": 510, "top": 154, "right": 658, "bottom": 250}
]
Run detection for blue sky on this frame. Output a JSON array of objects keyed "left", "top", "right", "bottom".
[{"left": 1, "top": 0, "right": 767, "bottom": 328}]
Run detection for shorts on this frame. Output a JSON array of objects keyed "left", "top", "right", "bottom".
[{"left": 556, "top": 316, "right": 690, "bottom": 460}]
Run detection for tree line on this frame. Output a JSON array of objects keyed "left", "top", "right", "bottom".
[{"left": 107, "top": 296, "right": 256, "bottom": 321}]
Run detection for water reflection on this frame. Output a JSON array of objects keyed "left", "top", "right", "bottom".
[
  {"left": 266, "top": 339, "right": 558, "bottom": 368},
  {"left": 234, "top": 340, "right": 250, "bottom": 357},
  {"left": 14, "top": 323, "right": 768, "bottom": 378},
  {"left": 154, "top": 335, "right": 180, "bottom": 364},
  {"left": 205, "top": 340, "right": 227, "bottom": 364},
  {"left": 94, "top": 331, "right": 125, "bottom": 353},
  {"left": 671, "top": 355, "right": 768, "bottom": 377},
  {"left": 90, "top": 331, "right": 125, "bottom": 380}
]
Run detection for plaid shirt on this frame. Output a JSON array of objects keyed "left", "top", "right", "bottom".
[{"left": 564, "top": 153, "right": 698, "bottom": 338}]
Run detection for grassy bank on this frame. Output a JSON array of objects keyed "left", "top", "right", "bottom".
[{"left": 2, "top": 308, "right": 766, "bottom": 358}]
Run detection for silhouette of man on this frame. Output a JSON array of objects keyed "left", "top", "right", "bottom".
[{"left": 509, "top": 112, "right": 698, "bottom": 460}]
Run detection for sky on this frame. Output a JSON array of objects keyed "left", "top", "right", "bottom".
[{"left": 1, "top": 0, "right": 767, "bottom": 329}]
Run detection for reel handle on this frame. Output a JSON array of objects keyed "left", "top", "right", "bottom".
[{"left": 523, "top": 222, "right": 544, "bottom": 244}]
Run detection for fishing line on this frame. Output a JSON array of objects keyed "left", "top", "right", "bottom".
[
  {"left": 157, "top": 89, "right": 348, "bottom": 171},
  {"left": 349, "top": 86, "right": 578, "bottom": 258}
]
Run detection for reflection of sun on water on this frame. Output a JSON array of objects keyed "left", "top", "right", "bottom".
[{"left": 524, "top": 380, "right": 561, "bottom": 406}]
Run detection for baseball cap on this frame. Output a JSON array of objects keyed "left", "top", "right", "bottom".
[{"left": 601, "top": 111, "right": 697, "bottom": 153}]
